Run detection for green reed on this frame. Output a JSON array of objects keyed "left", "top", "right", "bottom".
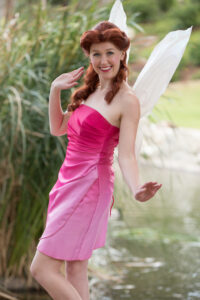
[{"left": 0, "top": 0, "right": 112, "bottom": 280}]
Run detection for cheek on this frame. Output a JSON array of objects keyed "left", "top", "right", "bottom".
[
  {"left": 90, "top": 59, "right": 98, "bottom": 68},
  {"left": 111, "top": 56, "right": 120, "bottom": 66}
]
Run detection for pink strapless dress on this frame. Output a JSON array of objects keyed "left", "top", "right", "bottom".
[{"left": 36, "top": 103, "right": 120, "bottom": 261}]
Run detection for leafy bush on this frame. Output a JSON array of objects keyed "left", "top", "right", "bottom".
[
  {"left": 157, "top": 0, "right": 175, "bottom": 12},
  {"left": 125, "top": 0, "right": 160, "bottom": 23},
  {"left": 169, "top": 1, "right": 200, "bottom": 28},
  {"left": 189, "top": 35, "right": 200, "bottom": 66}
]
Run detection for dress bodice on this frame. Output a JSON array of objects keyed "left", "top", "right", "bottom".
[{"left": 66, "top": 104, "right": 120, "bottom": 166}]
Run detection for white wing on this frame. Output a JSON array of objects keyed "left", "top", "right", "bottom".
[
  {"left": 133, "top": 27, "right": 192, "bottom": 118},
  {"left": 109, "top": 0, "right": 192, "bottom": 161}
]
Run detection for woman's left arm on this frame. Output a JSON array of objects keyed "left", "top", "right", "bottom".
[{"left": 118, "top": 93, "right": 162, "bottom": 202}]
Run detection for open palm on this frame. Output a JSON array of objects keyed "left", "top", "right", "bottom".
[
  {"left": 134, "top": 182, "right": 162, "bottom": 202},
  {"left": 51, "top": 66, "right": 84, "bottom": 91}
]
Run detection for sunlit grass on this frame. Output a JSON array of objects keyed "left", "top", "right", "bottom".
[{"left": 152, "top": 80, "right": 200, "bottom": 129}]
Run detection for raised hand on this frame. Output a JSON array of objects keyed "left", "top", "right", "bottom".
[
  {"left": 134, "top": 181, "right": 162, "bottom": 202},
  {"left": 51, "top": 66, "right": 85, "bottom": 92}
]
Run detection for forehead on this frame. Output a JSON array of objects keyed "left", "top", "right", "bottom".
[{"left": 90, "top": 42, "right": 118, "bottom": 52}]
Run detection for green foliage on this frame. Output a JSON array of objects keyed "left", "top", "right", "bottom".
[
  {"left": 124, "top": 0, "right": 160, "bottom": 23},
  {"left": 153, "top": 81, "right": 200, "bottom": 129},
  {"left": 49, "top": 0, "right": 70, "bottom": 4},
  {"left": 0, "top": 0, "right": 109, "bottom": 278},
  {"left": 140, "top": 18, "right": 176, "bottom": 37},
  {"left": 157, "top": 0, "right": 175, "bottom": 12},
  {"left": 125, "top": 0, "right": 200, "bottom": 29},
  {"left": 169, "top": 1, "right": 200, "bottom": 28},
  {"left": 189, "top": 33, "right": 200, "bottom": 66}
]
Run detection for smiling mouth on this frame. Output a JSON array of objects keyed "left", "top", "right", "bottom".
[{"left": 100, "top": 66, "right": 112, "bottom": 72}]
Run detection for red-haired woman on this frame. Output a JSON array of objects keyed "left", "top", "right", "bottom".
[{"left": 30, "top": 21, "right": 162, "bottom": 300}]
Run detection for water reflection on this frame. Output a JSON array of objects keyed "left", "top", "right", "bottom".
[
  {"left": 17, "top": 164, "right": 200, "bottom": 299},
  {"left": 90, "top": 164, "right": 200, "bottom": 299}
]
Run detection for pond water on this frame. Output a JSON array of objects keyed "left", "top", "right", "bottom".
[{"left": 16, "top": 164, "right": 200, "bottom": 300}]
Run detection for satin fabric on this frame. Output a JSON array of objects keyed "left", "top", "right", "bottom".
[{"left": 37, "top": 103, "right": 119, "bottom": 260}]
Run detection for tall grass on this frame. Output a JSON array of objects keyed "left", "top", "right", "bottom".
[{"left": 0, "top": 0, "right": 113, "bottom": 281}]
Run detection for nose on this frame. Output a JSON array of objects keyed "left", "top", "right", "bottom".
[{"left": 100, "top": 54, "right": 109, "bottom": 65}]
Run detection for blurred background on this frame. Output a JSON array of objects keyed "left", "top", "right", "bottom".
[{"left": 0, "top": 0, "right": 199, "bottom": 299}]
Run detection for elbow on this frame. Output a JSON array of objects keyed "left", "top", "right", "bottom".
[
  {"left": 50, "top": 129, "right": 66, "bottom": 137},
  {"left": 49, "top": 125, "right": 59, "bottom": 136},
  {"left": 50, "top": 129, "right": 59, "bottom": 136}
]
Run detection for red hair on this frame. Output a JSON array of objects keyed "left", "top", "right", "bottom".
[{"left": 67, "top": 21, "right": 130, "bottom": 112}]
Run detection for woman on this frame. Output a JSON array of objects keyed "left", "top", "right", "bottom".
[{"left": 30, "top": 21, "right": 162, "bottom": 300}]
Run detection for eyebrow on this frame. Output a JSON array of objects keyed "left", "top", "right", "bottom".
[{"left": 91, "top": 48, "right": 115, "bottom": 52}]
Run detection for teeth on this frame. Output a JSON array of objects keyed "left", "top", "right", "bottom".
[{"left": 101, "top": 67, "right": 112, "bottom": 70}]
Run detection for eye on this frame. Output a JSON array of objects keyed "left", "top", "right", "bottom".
[
  {"left": 93, "top": 53, "right": 99, "bottom": 56},
  {"left": 107, "top": 51, "right": 114, "bottom": 55}
]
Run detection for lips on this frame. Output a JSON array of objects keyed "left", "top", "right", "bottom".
[{"left": 100, "top": 66, "right": 112, "bottom": 72}]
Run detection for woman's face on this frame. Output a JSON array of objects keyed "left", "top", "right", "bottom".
[{"left": 89, "top": 41, "right": 125, "bottom": 80}]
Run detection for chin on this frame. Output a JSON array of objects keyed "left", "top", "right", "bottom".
[{"left": 99, "top": 71, "right": 117, "bottom": 78}]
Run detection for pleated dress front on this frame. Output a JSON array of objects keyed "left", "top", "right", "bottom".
[{"left": 36, "top": 103, "right": 120, "bottom": 261}]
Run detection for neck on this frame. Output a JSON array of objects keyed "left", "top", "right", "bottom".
[
  {"left": 97, "top": 76, "right": 113, "bottom": 90},
  {"left": 98, "top": 83, "right": 111, "bottom": 91}
]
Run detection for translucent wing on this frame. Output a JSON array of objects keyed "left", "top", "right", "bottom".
[
  {"left": 132, "top": 27, "right": 192, "bottom": 160},
  {"left": 109, "top": 0, "right": 192, "bottom": 161},
  {"left": 132, "top": 27, "right": 192, "bottom": 118}
]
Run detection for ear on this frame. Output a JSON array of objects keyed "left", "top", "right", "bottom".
[{"left": 121, "top": 51, "right": 125, "bottom": 61}]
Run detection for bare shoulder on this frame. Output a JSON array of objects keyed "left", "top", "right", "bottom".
[{"left": 118, "top": 83, "right": 140, "bottom": 120}]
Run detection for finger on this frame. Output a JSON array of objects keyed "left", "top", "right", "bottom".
[
  {"left": 72, "top": 67, "right": 84, "bottom": 76},
  {"left": 74, "top": 67, "right": 84, "bottom": 74},
  {"left": 143, "top": 182, "right": 156, "bottom": 187},
  {"left": 74, "top": 70, "right": 84, "bottom": 79},
  {"left": 154, "top": 184, "right": 162, "bottom": 189},
  {"left": 67, "top": 71, "right": 84, "bottom": 82},
  {"left": 153, "top": 186, "right": 160, "bottom": 192},
  {"left": 72, "top": 66, "right": 84, "bottom": 73},
  {"left": 77, "top": 66, "right": 84, "bottom": 70},
  {"left": 152, "top": 184, "right": 161, "bottom": 188},
  {"left": 66, "top": 82, "right": 79, "bottom": 88},
  {"left": 72, "top": 70, "right": 84, "bottom": 80},
  {"left": 148, "top": 182, "right": 161, "bottom": 189},
  {"left": 151, "top": 184, "right": 160, "bottom": 190},
  {"left": 151, "top": 182, "right": 160, "bottom": 186}
]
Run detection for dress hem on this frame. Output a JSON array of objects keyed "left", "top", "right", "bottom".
[{"left": 37, "top": 242, "right": 105, "bottom": 261}]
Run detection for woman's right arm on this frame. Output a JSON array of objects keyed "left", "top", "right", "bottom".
[
  {"left": 49, "top": 84, "right": 71, "bottom": 136},
  {"left": 48, "top": 67, "right": 84, "bottom": 136}
]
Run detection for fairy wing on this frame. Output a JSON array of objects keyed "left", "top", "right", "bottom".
[
  {"left": 132, "top": 27, "right": 192, "bottom": 160},
  {"left": 109, "top": 0, "right": 192, "bottom": 161},
  {"left": 132, "top": 27, "right": 192, "bottom": 118}
]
